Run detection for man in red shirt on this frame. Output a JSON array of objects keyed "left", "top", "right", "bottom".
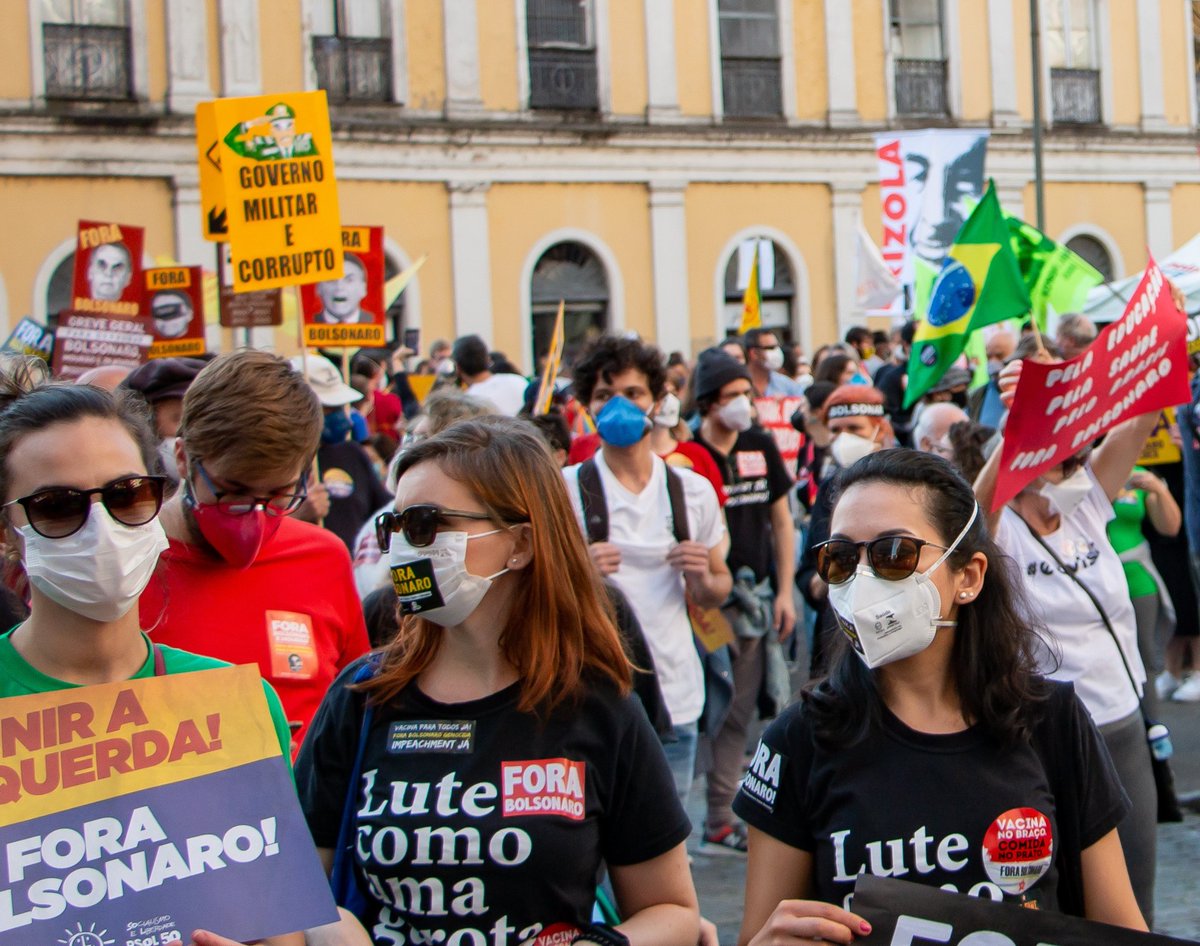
[{"left": 141, "top": 350, "right": 370, "bottom": 754}]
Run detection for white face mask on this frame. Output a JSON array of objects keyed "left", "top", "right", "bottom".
[
  {"left": 20, "top": 505, "right": 169, "bottom": 622},
  {"left": 828, "top": 504, "right": 978, "bottom": 669},
  {"left": 830, "top": 430, "right": 878, "bottom": 469},
  {"left": 763, "top": 347, "right": 785, "bottom": 372},
  {"left": 654, "top": 392, "right": 681, "bottom": 429},
  {"left": 158, "top": 438, "right": 181, "bottom": 485},
  {"left": 388, "top": 530, "right": 508, "bottom": 627},
  {"left": 717, "top": 394, "right": 754, "bottom": 433},
  {"left": 1039, "top": 467, "right": 1092, "bottom": 520}
]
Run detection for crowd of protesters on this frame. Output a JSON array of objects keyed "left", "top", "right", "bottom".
[{"left": 1, "top": 306, "right": 1196, "bottom": 944}]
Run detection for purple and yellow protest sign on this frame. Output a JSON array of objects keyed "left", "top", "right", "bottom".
[{"left": 0, "top": 665, "right": 336, "bottom": 944}]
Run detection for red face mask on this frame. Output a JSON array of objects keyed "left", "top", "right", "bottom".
[{"left": 188, "top": 498, "right": 283, "bottom": 569}]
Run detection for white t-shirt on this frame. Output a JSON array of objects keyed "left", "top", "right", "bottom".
[
  {"left": 467, "top": 374, "right": 528, "bottom": 416},
  {"left": 563, "top": 451, "right": 726, "bottom": 726},
  {"left": 995, "top": 472, "right": 1145, "bottom": 726}
]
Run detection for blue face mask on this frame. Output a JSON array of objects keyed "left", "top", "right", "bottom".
[
  {"left": 849, "top": 373, "right": 870, "bottom": 386},
  {"left": 596, "top": 395, "right": 651, "bottom": 447},
  {"left": 322, "top": 409, "right": 353, "bottom": 445}
]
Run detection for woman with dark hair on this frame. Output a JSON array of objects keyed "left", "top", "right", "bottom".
[
  {"left": 737, "top": 449, "right": 1145, "bottom": 944},
  {"left": 295, "top": 416, "right": 700, "bottom": 946},
  {"left": 0, "top": 355, "right": 301, "bottom": 946},
  {"left": 811, "top": 352, "right": 862, "bottom": 388}
]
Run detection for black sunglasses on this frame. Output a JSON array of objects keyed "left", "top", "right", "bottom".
[
  {"left": 376, "top": 505, "right": 495, "bottom": 551},
  {"left": 815, "top": 535, "right": 947, "bottom": 585},
  {"left": 6, "top": 475, "right": 167, "bottom": 539}
]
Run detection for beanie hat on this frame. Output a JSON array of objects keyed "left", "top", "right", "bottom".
[{"left": 694, "top": 347, "right": 752, "bottom": 401}]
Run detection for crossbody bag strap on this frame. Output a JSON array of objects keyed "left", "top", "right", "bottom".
[
  {"left": 331, "top": 657, "right": 381, "bottom": 913},
  {"left": 1015, "top": 514, "right": 1141, "bottom": 700}
]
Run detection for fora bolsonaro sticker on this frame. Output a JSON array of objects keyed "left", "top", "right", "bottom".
[
  {"left": 981, "top": 807, "right": 1054, "bottom": 896},
  {"left": 391, "top": 558, "right": 444, "bottom": 613}
]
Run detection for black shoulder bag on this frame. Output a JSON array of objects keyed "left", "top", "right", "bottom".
[{"left": 1016, "top": 516, "right": 1182, "bottom": 823}]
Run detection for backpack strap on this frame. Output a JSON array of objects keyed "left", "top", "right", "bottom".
[
  {"left": 664, "top": 464, "right": 690, "bottom": 543},
  {"left": 578, "top": 458, "right": 609, "bottom": 544},
  {"left": 331, "top": 657, "right": 381, "bottom": 920}
]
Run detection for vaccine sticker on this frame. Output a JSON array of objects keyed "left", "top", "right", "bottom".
[
  {"left": 388, "top": 720, "right": 475, "bottom": 753},
  {"left": 391, "top": 557, "right": 444, "bottom": 613},
  {"left": 982, "top": 807, "right": 1054, "bottom": 895}
]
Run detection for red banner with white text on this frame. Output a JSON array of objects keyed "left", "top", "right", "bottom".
[{"left": 993, "top": 256, "right": 1189, "bottom": 509}]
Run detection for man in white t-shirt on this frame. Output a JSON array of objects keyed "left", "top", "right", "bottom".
[
  {"left": 563, "top": 336, "right": 731, "bottom": 806},
  {"left": 452, "top": 334, "right": 527, "bottom": 416}
]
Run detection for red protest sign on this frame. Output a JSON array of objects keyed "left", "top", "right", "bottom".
[
  {"left": 70, "top": 220, "right": 145, "bottom": 317},
  {"left": 144, "top": 265, "right": 207, "bottom": 358},
  {"left": 299, "top": 225, "right": 386, "bottom": 347},
  {"left": 993, "top": 257, "right": 1189, "bottom": 509}
]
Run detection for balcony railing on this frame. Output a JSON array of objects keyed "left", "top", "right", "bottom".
[
  {"left": 1051, "top": 67, "right": 1102, "bottom": 124},
  {"left": 721, "top": 58, "right": 783, "bottom": 119},
  {"left": 43, "top": 23, "right": 132, "bottom": 100},
  {"left": 895, "top": 58, "right": 947, "bottom": 116},
  {"left": 528, "top": 48, "right": 598, "bottom": 110},
  {"left": 312, "top": 36, "right": 393, "bottom": 105}
]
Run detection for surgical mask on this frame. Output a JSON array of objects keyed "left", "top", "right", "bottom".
[
  {"left": 717, "top": 395, "right": 754, "bottom": 433},
  {"left": 1040, "top": 467, "right": 1092, "bottom": 520},
  {"left": 987, "top": 358, "right": 1003, "bottom": 377},
  {"left": 183, "top": 478, "right": 283, "bottom": 569},
  {"left": 322, "top": 410, "right": 353, "bottom": 445},
  {"left": 654, "top": 393, "right": 681, "bottom": 429},
  {"left": 157, "top": 438, "right": 181, "bottom": 485},
  {"left": 596, "top": 396, "right": 651, "bottom": 447},
  {"left": 763, "top": 347, "right": 785, "bottom": 372},
  {"left": 830, "top": 430, "right": 878, "bottom": 469},
  {"left": 849, "top": 373, "right": 870, "bottom": 386},
  {"left": 828, "top": 504, "right": 977, "bottom": 669},
  {"left": 389, "top": 530, "right": 508, "bottom": 627},
  {"left": 20, "top": 505, "right": 168, "bottom": 622}
]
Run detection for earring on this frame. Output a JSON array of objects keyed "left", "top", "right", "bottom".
[{"left": 959, "top": 592, "right": 969, "bottom": 599}]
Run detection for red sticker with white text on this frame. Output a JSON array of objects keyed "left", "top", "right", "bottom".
[
  {"left": 981, "top": 807, "right": 1054, "bottom": 895},
  {"left": 735, "top": 450, "right": 768, "bottom": 479},
  {"left": 501, "top": 758, "right": 586, "bottom": 821}
]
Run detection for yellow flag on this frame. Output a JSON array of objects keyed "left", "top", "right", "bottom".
[
  {"left": 535, "top": 300, "right": 566, "bottom": 415},
  {"left": 739, "top": 248, "right": 762, "bottom": 333}
]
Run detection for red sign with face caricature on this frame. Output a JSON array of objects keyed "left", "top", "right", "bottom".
[
  {"left": 70, "top": 220, "right": 145, "bottom": 318},
  {"left": 993, "top": 256, "right": 1190, "bottom": 510},
  {"left": 299, "top": 225, "right": 386, "bottom": 347}
]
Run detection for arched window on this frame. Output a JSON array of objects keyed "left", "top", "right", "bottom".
[
  {"left": 383, "top": 254, "right": 407, "bottom": 344},
  {"left": 530, "top": 241, "right": 608, "bottom": 366},
  {"left": 1065, "top": 234, "right": 1114, "bottom": 283},
  {"left": 45, "top": 254, "right": 76, "bottom": 330},
  {"left": 722, "top": 239, "right": 794, "bottom": 341}
]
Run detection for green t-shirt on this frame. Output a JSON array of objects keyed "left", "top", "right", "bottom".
[
  {"left": 0, "top": 629, "right": 294, "bottom": 764},
  {"left": 1107, "top": 468, "right": 1156, "bottom": 599}
]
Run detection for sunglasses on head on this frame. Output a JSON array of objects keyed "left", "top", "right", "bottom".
[
  {"left": 375, "top": 504, "right": 496, "bottom": 551},
  {"left": 815, "top": 535, "right": 948, "bottom": 585},
  {"left": 6, "top": 475, "right": 167, "bottom": 539}
]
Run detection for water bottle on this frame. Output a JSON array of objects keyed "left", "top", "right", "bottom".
[{"left": 1147, "top": 723, "right": 1173, "bottom": 761}]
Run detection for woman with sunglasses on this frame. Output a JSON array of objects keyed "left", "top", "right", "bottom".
[
  {"left": 736, "top": 449, "right": 1145, "bottom": 946},
  {"left": 294, "top": 416, "right": 700, "bottom": 946},
  {"left": 0, "top": 358, "right": 307, "bottom": 946},
  {"left": 973, "top": 357, "right": 1164, "bottom": 925}
]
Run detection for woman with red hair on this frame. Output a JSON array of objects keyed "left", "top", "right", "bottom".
[
  {"left": 796, "top": 385, "right": 895, "bottom": 674},
  {"left": 295, "top": 416, "right": 700, "bottom": 946}
]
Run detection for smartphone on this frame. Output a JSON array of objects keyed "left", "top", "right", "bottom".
[{"left": 403, "top": 328, "right": 420, "bottom": 356}]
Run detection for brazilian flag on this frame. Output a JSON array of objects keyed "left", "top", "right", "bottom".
[{"left": 903, "top": 180, "right": 1031, "bottom": 409}]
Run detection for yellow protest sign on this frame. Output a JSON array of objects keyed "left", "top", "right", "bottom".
[
  {"left": 1137, "top": 408, "right": 1182, "bottom": 466},
  {"left": 195, "top": 102, "right": 228, "bottom": 242},
  {"left": 212, "top": 92, "right": 342, "bottom": 292}
]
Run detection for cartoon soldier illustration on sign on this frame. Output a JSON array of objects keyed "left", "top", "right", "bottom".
[{"left": 223, "top": 102, "right": 318, "bottom": 161}]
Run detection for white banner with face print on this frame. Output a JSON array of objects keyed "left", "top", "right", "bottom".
[{"left": 874, "top": 129, "right": 989, "bottom": 314}]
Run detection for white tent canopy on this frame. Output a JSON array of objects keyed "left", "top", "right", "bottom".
[{"left": 1084, "top": 233, "right": 1200, "bottom": 322}]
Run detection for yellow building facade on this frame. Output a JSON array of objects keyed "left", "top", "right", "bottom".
[{"left": 2, "top": 0, "right": 1200, "bottom": 368}]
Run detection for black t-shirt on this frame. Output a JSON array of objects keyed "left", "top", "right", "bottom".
[
  {"left": 317, "top": 440, "right": 393, "bottom": 552},
  {"left": 696, "top": 425, "right": 792, "bottom": 581},
  {"left": 732, "top": 680, "right": 1128, "bottom": 914},
  {"left": 296, "top": 661, "right": 691, "bottom": 945}
]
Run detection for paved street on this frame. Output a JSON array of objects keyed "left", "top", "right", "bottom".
[{"left": 685, "top": 694, "right": 1200, "bottom": 944}]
